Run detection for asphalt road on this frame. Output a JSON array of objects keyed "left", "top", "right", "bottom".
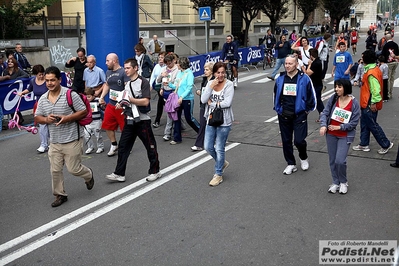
[{"left": 1, "top": 39, "right": 399, "bottom": 266}]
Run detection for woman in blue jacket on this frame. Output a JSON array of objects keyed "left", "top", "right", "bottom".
[{"left": 169, "top": 57, "right": 199, "bottom": 144}]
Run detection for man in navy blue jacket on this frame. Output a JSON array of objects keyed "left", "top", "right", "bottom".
[{"left": 273, "top": 55, "right": 316, "bottom": 175}]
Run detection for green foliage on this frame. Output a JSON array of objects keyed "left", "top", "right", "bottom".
[
  {"left": 294, "top": 0, "right": 320, "bottom": 33},
  {"left": 260, "top": 0, "right": 290, "bottom": 33},
  {"left": 322, "top": 0, "right": 355, "bottom": 30},
  {"left": 0, "top": 0, "right": 58, "bottom": 39},
  {"left": 190, "top": 0, "right": 224, "bottom": 11}
]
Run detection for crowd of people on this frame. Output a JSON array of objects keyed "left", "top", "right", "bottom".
[{"left": 2, "top": 25, "right": 399, "bottom": 207}]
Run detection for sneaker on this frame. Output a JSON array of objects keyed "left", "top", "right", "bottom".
[
  {"left": 146, "top": 172, "right": 162, "bottom": 182},
  {"left": 191, "top": 146, "right": 203, "bottom": 151},
  {"left": 328, "top": 184, "right": 340, "bottom": 194},
  {"left": 170, "top": 140, "right": 181, "bottom": 145},
  {"left": 267, "top": 76, "right": 274, "bottom": 81},
  {"left": 300, "top": 158, "right": 309, "bottom": 171},
  {"left": 222, "top": 160, "right": 230, "bottom": 173},
  {"left": 209, "top": 174, "right": 223, "bottom": 186},
  {"left": 85, "top": 147, "right": 94, "bottom": 154},
  {"left": 37, "top": 146, "right": 47, "bottom": 153},
  {"left": 107, "top": 145, "right": 118, "bottom": 157},
  {"left": 96, "top": 148, "right": 104, "bottom": 154},
  {"left": 153, "top": 122, "right": 160, "bottom": 128},
  {"left": 283, "top": 165, "right": 297, "bottom": 175},
  {"left": 105, "top": 173, "right": 125, "bottom": 182},
  {"left": 352, "top": 145, "right": 370, "bottom": 152},
  {"left": 339, "top": 183, "right": 348, "bottom": 194},
  {"left": 163, "top": 135, "right": 171, "bottom": 141},
  {"left": 377, "top": 142, "right": 394, "bottom": 154}
]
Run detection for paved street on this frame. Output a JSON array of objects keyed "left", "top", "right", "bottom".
[{"left": 1, "top": 40, "right": 399, "bottom": 266}]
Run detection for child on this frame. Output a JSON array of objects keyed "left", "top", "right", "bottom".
[
  {"left": 84, "top": 87, "right": 104, "bottom": 154},
  {"left": 378, "top": 55, "right": 389, "bottom": 102}
]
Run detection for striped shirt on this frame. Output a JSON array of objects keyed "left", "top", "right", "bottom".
[{"left": 35, "top": 86, "right": 85, "bottom": 143}]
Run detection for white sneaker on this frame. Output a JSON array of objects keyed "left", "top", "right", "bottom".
[
  {"left": 106, "top": 173, "right": 125, "bottom": 182},
  {"left": 352, "top": 145, "right": 370, "bottom": 152},
  {"left": 37, "top": 146, "right": 47, "bottom": 153},
  {"left": 163, "top": 135, "right": 170, "bottom": 141},
  {"left": 283, "top": 165, "right": 297, "bottom": 175},
  {"left": 85, "top": 147, "right": 94, "bottom": 154},
  {"left": 300, "top": 158, "right": 309, "bottom": 171},
  {"left": 146, "top": 172, "right": 162, "bottom": 182},
  {"left": 328, "top": 184, "right": 340, "bottom": 194},
  {"left": 191, "top": 146, "right": 203, "bottom": 151},
  {"left": 107, "top": 145, "right": 118, "bottom": 157},
  {"left": 233, "top": 79, "right": 238, "bottom": 87},
  {"left": 96, "top": 148, "right": 104, "bottom": 154},
  {"left": 377, "top": 142, "right": 394, "bottom": 154},
  {"left": 339, "top": 183, "right": 348, "bottom": 194}
]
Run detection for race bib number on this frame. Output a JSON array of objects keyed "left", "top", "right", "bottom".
[
  {"left": 90, "top": 102, "right": 98, "bottom": 113},
  {"left": 283, "top": 83, "right": 297, "bottom": 96},
  {"left": 336, "top": 55, "right": 345, "bottom": 63},
  {"left": 109, "top": 89, "right": 123, "bottom": 102},
  {"left": 332, "top": 106, "right": 352, "bottom": 124},
  {"left": 352, "top": 36, "right": 357, "bottom": 41},
  {"left": 267, "top": 39, "right": 271, "bottom": 44}
]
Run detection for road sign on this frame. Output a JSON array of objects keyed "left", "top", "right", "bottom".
[{"left": 199, "top": 6, "right": 211, "bottom": 21}]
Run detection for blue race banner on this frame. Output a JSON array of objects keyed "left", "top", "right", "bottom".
[{"left": 0, "top": 73, "right": 69, "bottom": 115}]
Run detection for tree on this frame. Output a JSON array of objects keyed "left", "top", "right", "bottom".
[
  {"left": 294, "top": 0, "right": 321, "bottom": 34},
  {"left": 230, "top": 0, "right": 263, "bottom": 47},
  {"left": 190, "top": 0, "right": 224, "bottom": 12},
  {"left": 322, "top": 0, "right": 355, "bottom": 31},
  {"left": 0, "top": 0, "right": 58, "bottom": 39},
  {"left": 260, "top": 0, "right": 290, "bottom": 34}
]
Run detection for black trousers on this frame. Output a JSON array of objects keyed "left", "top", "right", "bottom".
[
  {"left": 278, "top": 112, "right": 308, "bottom": 165},
  {"left": 114, "top": 119, "right": 160, "bottom": 176}
]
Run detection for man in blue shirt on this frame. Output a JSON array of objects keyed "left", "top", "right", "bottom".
[
  {"left": 83, "top": 55, "right": 106, "bottom": 97},
  {"left": 332, "top": 42, "right": 353, "bottom": 80}
]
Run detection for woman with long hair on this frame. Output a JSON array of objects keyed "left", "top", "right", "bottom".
[{"left": 201, "top": 62, "right": 234, "bottom": 186}]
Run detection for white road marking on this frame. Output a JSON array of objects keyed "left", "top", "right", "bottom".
[
  {"left": 237, "top": 73, "right": 266, "bottom": 82},
  {"left": 0, "top": 143, "right": 240, "bottom": 264}
]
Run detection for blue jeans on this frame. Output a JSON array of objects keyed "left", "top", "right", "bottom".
[
  {"left": 204, "top": 125, "right": 231, "bottom": 176},
  {"left": 326, "top": 134, "right": 350, "bottom": 185},
  {"left": 271, "top": 57, "right": 286, "bottom": 78},
  {"left": 359, "top": 108, "right": 390, "bottom": 148}
]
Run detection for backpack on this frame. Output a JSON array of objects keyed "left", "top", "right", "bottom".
[{"left": 66, "top": 89, "right": 93, "bottom": 126}]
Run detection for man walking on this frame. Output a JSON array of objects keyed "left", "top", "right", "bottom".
[
  {"left": 317, "top": 33, "right": 332, "bottom": 80},
  {"left": 267, "top": 34, "right": 291, "bottom": 80},
  {"left": 273, "top": 55, "right": 316, "bottom": 175},
  {"left": 381, "top": 33, "right": 399, "bottom": 99},
  {"left": 147, "top": 35, "right": 165, "bottom": 63},
  {"left": 352, "top": 50, "right": 393, "bottom": 154},
  {"left": 99, "top": 53, "right": 130, "bottom": 157},
  {"left": 332, "top": 42, "right": 353, "bottom": 81},
  {"left": 35, "top": 66, "right": 94, "bottom": 207},
  {"left": 106, "top": 58, "right": 161, "bottom": 182}
]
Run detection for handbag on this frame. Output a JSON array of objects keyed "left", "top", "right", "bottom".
[{"left": 208, "top": 102, "right": 224, "bottom": 127}]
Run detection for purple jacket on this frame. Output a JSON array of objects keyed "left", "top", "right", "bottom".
[{"left": 164, "top": 92, "right": 179, "bottom": 121}]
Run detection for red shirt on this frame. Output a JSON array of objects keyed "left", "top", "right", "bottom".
[{"left": 328, "top": 99, "right": 353, "bottom": 137}]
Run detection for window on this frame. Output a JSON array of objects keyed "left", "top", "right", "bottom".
[
  {"left": 161, "top": 0, "right": 170, "bottom": 20},
  {"left": 47, "top": 0, "right": 62, "bottom": 17}
]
